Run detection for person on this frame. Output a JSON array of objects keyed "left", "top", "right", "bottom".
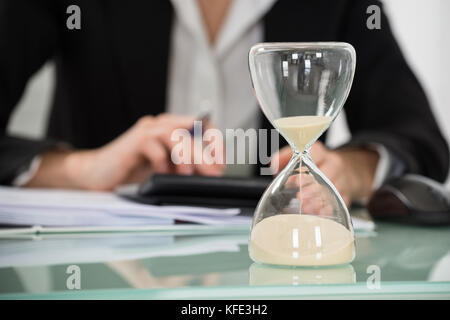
[{"left": 0, "top": 0, "right": 448, "bottom": 207}]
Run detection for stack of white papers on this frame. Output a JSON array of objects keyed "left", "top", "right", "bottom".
[
  {"left": 0, "top": 186, "right": 248, "bottom": 227},
  {"left": 0, "top": 186, "right": 374, "bottom": 231}
]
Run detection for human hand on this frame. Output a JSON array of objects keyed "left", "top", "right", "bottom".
[
  {"left": 271, "top": 141, "right": 379, "bottom": 206},
  {"left": 26, "top": 114, "right": 225, "bottom": 190},
  {"left": 284, "top": 171, "right": 335, "bottom": 216}
]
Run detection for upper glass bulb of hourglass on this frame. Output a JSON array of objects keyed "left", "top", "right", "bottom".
[
  {"left": 249, "top": 42, "right": 355, "bottom": 153},
  {"left": 248, "top": 42, "right": 356, "bottom": 267}
]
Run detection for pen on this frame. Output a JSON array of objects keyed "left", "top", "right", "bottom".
[{"left": 188, "top": 111, "right": 211, "bottom": 136}]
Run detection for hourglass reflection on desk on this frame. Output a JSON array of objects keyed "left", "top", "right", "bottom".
[{"left": 248, "top": 42, "right": 357, "bottom": 267}]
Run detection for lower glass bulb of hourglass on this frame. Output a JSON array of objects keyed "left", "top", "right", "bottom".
[
  {"left": 249, "top": 115, "right": 355, "bottom": 267},
  {"left": 249, "top": 214, "right": 355, "bottom": 266}
]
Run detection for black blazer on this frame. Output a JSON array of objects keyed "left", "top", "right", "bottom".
[{"left": 0, "top": 0, "right": 448, "bottom": 184}]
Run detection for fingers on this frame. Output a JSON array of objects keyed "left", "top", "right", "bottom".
[
  {"left": 270, "top": 146, "right": 292, "bottom": 174},
  {"left": 300, "top": 181, "right": 323, "bottom": 200},
  {"left": 317, "top": 156, "right": 340, "bottom": 185},
  {"left": 316, "top": 153, "right": 352, "bottom": 207},
  {"left": 331, "top": 175, "right": 352, "bottom": 207},
  {"left": 153, "top": 126, "right": 197, "bottom": 175},
  {"left": 285, "top": 172, "right": 315, "bottom": 189},
  {"left": 299, "top": 192, "right": 334, "bottom": 216},
  {"left": 138, "top": 114, "right": 225, "bottom": 176},
  {"left": 295, "top": 176, "right": 334, "bottom": 217},
  {"left": 195, "top": 128, "right": 226, "bottom": 176},
  {"left": 310, "top": 141, "right": 328, "bottom": 166},
  {"left": 139, "top": 138, "right": 170, "bottom": 173},
  {"left": 153, "top": 113, "right": 196, "bottom": 129},
  {"left": 135, "top": 115, "right": 194, "bottom": 175},
  {"left": 301, "top": 197, "right": 334, "bottom": 216},
  {"left": 158, "top": 116, "right": 224, "bottom": 176},
  {"left": 124, "top": 164, "right": 156, "bottom": 184},
  {"left": 276, "top": 141, "right": 354, "bottom": 214}
]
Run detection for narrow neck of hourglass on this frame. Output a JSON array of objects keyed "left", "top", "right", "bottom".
[{"left": 293, "top": 146, "right": 312, "bottom": 159}]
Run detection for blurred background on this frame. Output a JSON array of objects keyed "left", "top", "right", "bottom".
[{"left": 7, "top": 0, "right": 450, "bottom": 186}]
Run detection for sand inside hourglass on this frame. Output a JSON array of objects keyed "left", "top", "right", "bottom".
[
  {"left": 273, "top": 115, "right": 332, "bottom": 153},
  {"left": 250, "top": 214, "right": 355, "bottom": 266},
  {"left": 250, "top": 115, "right": 354, "bottom": 266}
]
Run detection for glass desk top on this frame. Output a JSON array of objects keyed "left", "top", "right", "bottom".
[{"left": 0, "top": 215, "right": 449, "bottom": 299}]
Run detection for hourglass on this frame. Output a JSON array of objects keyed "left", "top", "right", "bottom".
[{"left": 248, "top": 42, "right": 356, "bottom": 267}]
